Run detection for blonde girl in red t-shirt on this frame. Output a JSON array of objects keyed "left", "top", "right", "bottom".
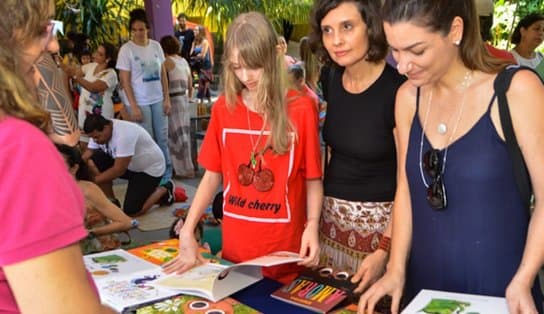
[{"left": 163, "top": 11, "right": 323, "bottom": 284}]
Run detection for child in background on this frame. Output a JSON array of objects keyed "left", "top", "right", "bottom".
[
  {"left": 80, "top": 48, "right": 92, "bottom": 65},
  {"left": 288, "top": 63, "right": 319, "bottom": 111}
]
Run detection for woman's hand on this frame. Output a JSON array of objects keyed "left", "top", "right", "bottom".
[
  {"left": 298, "top": 222, "right": 320, "bottom": 267},
  {"left": 129, "top": 106, "right": 143, "bottom": 122},
  {"left": 358, "top": 269, "right": 405, "bottom": 314},
  {"left": 162, "top": 230, "right": 206, "bottom": 274},
  {"left": 506, "top": 277, "right": 538, "bottom": 314},
  {"left": 352, "top": 249, "right": 388, "bottom": 294},
  {"left": 163, "top": 97, "right": 171, "bottom": 115}
]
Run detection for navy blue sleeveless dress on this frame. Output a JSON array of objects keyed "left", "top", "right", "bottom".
[{"left": 404, "top": 89, "right": 542, "bottom": 310}]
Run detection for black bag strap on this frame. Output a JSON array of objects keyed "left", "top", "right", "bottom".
[{"left": 493, "top": 65, "right": 540, "bottom": 210}]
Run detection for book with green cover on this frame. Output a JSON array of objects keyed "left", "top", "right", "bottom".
[{"left": 136, "top": 295, "right": 261, "bottom": 314}]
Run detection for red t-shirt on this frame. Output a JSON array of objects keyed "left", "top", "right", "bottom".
[
  {"left": 0, "top": 117, "right": 90, "bottom": 313},
  {"left": 485, "top": 43, "right": 516, "bottom": 63},
  {"left": 198, "top": 90, "right": 322, "bottom": 283}
]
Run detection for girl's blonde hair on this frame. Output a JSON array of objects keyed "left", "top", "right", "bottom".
[
  {"left": 0, "top": 0, "right": 52, "bottom": 131},
  {"left": 221, "top": 12, "right": 291, "bottom": 154}
]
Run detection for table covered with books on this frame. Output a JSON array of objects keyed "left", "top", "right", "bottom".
[{"left": 83, "top": 239, "right": 359, "bottom": 314}]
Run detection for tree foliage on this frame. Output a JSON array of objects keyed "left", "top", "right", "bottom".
[
  {"left": 55, "top": 0, "right": 141, "bottom": 48},
  {"left": 493, "top": 0, "right": 544, "bottom": 49},
  {"left": 55, "top": 0, "right": 543, "bottom": 51}
]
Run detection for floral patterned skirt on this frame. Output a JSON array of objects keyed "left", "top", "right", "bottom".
[{"left": 319, "top": 196, "right": 392, "bottom": 273}]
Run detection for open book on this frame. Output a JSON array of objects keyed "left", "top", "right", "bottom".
[
  {"left": 401, "top": 289, "right": 509, "bottom": 314},
  {"left": 84, "top": 249, "right": 181, "bottom": 313},
  {"left": 152, "top": 251, "right": 303, "bottom": 302}
]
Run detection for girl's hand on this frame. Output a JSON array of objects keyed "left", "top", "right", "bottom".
[
  {"left": 162, "top": 231, "right": 205, "bottom": 274},
  {"left": 298, "top": 222, "right": 320, "bottom": 267}
]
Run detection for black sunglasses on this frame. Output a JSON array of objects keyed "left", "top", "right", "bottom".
[{"left": 423, "top": 149, "right": 447, "bottom": 210}]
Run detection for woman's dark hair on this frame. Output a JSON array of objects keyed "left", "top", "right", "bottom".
[
  {"left": 160, "top": 35, "right": 181, "bottom": 55},
  {"left": 100, "top": 42, "right": 118, "bottom": 69},
  {"left": 382, "top": 0, "right": 511, "bottom": 73},
  {"left": 83, "top": 113, "right": 111, "bottom": 133},
  {"left": 309, "top": 0, "right": 388, "bottom": 64},
  {"left": 511, "top": 13, "right": 544, "bottom": 45},
  {"left": 56, "top": 144, "right": 91, "bottom": 181},
  {"left": 129, "top": 8, "right": 149, "bottom": 29}
]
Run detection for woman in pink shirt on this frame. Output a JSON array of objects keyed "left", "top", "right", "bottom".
[{"left": 0, "top": 0, "right": 114, "bottom": 313}]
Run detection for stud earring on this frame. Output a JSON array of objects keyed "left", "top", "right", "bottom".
[{"left": 454, "top": 40, "right": 461, "bottom": 46}]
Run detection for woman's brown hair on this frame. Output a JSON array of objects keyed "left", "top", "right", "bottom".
[{"left": 382, "top": 0, "right": 511, "bottom": 74}]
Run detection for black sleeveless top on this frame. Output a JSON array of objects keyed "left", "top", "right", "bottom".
[{"left": 322, "top": 64, "right": 405, "bottom": 202}]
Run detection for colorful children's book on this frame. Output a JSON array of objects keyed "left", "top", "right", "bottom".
[
  {"left": 401, "top": 289, "right": 509, "bottom": 314},
  {"left": 84, "top": 249, "right": 181, "bottom": 313},
  {"left": 128, "top": 239, "right": 211, "bottom": 266},
  {"left": 135, "top": 295, "right": 261, "bottom": 314},
  {"left": 270, "top": 266, "right": 358, "bottom": 313},
  {"left": 152, "top": 251, "right": 303, "bottom": 302}
]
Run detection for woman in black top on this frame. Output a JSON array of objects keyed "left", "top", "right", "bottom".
[{"left": 309, "top": 0, "right": 405, "bottom": 293}]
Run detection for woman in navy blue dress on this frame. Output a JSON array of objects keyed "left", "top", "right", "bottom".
[{"left": 359, "top": 1, "right": 544, "bottom": 314}]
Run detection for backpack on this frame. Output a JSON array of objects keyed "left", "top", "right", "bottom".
[{"left": 493, "top": 65, "right": 544, "bottom": 211}]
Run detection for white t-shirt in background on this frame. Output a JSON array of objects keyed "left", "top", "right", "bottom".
[
  {"left": 511, "top": 50, "right": 544, "bottom": 69},
  {"left": 116, "top": 40, "right": 165, "bottom": 106},
  {"left": 87, "top": 119, "right": 165, "bottom": 177}
]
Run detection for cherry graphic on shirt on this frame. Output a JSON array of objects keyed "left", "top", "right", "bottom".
[
  {"left": 237, "top": 163, "right": 254, "bottom": 186},
  {"left": 253, "top": 161, "right": 274, "bottom": 192},
  {"left": 237, "top": 148, "right": 274, "bottom": 191}
]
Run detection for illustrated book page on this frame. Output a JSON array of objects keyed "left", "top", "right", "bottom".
[
  {"left": 401, "top": 289, "right": 509, "bottom": 314},
  {"left": 153, "top": 251, "right": 302, "bottom": 302},
  {"left": 84, "top": 249, "right": 180, "bottom": 313}
]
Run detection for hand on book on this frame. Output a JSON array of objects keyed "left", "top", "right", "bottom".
[
  {"left": 297, "top": 222, "right": 320, "bottom": 267},
  {"left": 161, "top": 232, "right": 207, "bottom": 275},
  {"left": 352, "top": 249, "right": 387, "bottom": 294},
  {"left": 358, "top": 270, "right": 405, "bottom": 314},
  {"left": 505, "top": 276, "right": 539, "bottom": 314}
]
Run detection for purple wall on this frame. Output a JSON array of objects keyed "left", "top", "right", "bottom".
[{"left": 144, "top": 0, "right": 174, "bottom": 40}]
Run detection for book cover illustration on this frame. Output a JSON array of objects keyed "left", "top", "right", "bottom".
[
  {"left": 128, "top": 239, "right": 212, "bottom": 266},
  {"left": 84, "top": 249, "right": 157, "bottom": 278},
  {"left": 153, "top": 251, "right": 302, "bottom": 302},
  {"left": 136, "top": 295, "right": 261, "bottom": 314},
  {"left": 270, "top": 266, "right": 359, "bottom": 313},
  {"left": 401, "top": 289, "right": 509, "bottom": 314},
  {"left": 330, "top": 303, "right": 358, "bottom": 314},
  {"left": 330, "top": 303, "right": 389, "bottom": 314}
]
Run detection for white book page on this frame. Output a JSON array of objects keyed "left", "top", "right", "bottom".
[
  {"left": 94, "top": 268, "right": 179, "bottom": 313},
  {"left": 153, "top": 263, "right": 228, "bottom": 299},
  {"left": 238, "top": 251, "right": 302, "bottom": 267}
]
